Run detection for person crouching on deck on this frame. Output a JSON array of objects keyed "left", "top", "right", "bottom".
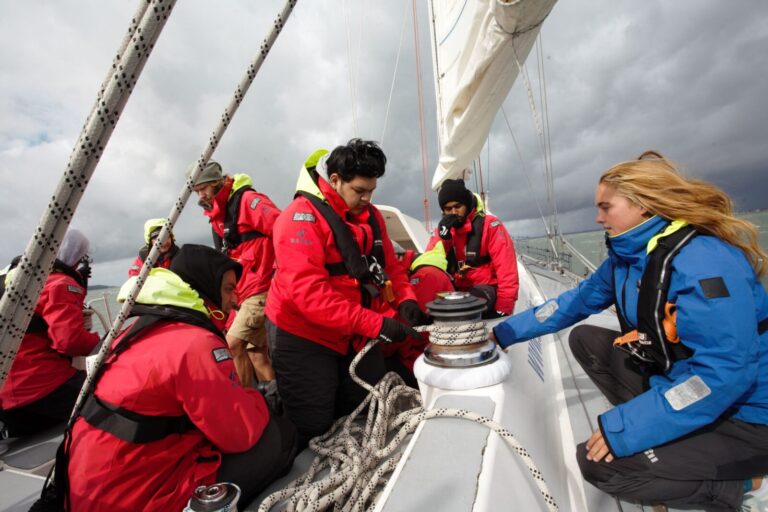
[
  {"left": 67, "top": 244, "right": 297, "bottom": 511},
  {"left": 428, "top": 178, "right": 519, "bottom": 319},
  {"left": 127, "top": 217, "right": 179, "bottom": 277},
  {"left": 0, "top": 229, "right": 100, "bottom": 438},
  {"left": 491, "top": 153, "right": 768, "bottom": 511},
  {"left": 265, "top": 139, "right": 428, "bottom": 448}
]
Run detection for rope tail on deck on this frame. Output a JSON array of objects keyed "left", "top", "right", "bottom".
[{"left": 258, "top": 324, "right": 558, "bottom": 512}]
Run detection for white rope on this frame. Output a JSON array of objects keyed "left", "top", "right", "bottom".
[
  {"left": 414, "top": 321, "right": 488, "bottom": 346},
  {"left": 0, "top": 0, "right": 177, "bottom": 387},
  {"left": 257, "top": 337, "right": 558, "bottom": 512},
  {"left": 380, "top": 0, "right": 409, "bottom": 144}
]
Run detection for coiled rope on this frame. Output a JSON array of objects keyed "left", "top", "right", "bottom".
[{"left": 257, "top": 329, "right": 558, "bottom": 512}]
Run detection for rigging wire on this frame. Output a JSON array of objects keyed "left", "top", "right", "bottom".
[
  {"left": 380, "top": 0, "right": 410, "bottom": 145},
  {"left": 343, "top": 0, "right": 359, "bottom": 135},
  {"left": 412, "top": 0, "right": 432, "bottom": 231},
  {"left": 500, "top": 106, "right": 557, "bottom": 253},
  {"left": 538, "top": 32, "right": 559, "bottom": 237}
]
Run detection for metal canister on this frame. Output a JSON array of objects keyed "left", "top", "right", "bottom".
[{"left": 183, "top": 482, "right": 241, "bottom": 512}]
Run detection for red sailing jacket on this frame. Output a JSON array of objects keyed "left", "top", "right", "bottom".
[
  {"left": 265, "top": 171, "right": 417, "bottom": 355},
  {"left": 127, "top": 253, "right": 173, "bottom": 277},
  {"left": 68, "top": 321, "right": 269, "bottom": 512},
  {"left": 203, "top": 175, "right": 281, "bottom": 303},
  {"left": 426, "top": 208, "right": 519, "bottom": 314},
  {"left": 0, "top": 272, "right": 99, "bottom": 410}
]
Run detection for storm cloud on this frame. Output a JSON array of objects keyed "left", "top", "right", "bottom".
[{"left": 1, "top": 0, "right": 766, "bottom": 285}]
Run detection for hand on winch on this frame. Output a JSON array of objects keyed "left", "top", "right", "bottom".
[
  {"left": 398, "top": 299, "right": 431, "bottom": 327},
  {"left": 437, "top": 214, "right": 462, "bottom": 240},
  {"left": 377, "top": 317, "right": 419, "bottom": 344}
]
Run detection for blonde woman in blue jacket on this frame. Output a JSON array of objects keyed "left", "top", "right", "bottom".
[{"left": 493, "top": 154, "right": 768, "bottom": 511}]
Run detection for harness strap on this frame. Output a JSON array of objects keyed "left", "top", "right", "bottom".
[
  {"left": 81, "top": 394, "right": 193, "bottom": 444},
  {"left": 214, "top": 185, "right": 266, "bottom": 253}
]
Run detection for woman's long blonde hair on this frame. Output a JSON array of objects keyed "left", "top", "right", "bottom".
[{"left": 600, "top": 153, "right": 767, "bottom": 277}]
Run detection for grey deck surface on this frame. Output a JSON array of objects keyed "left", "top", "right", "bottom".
[{"left": 378, "top": 395, "right": 495, "bottom": 512}]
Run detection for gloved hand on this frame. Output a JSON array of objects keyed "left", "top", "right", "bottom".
[
  {"left": 438, "top": 214, "right": 461, "bottom": 240},
  {"left": 398, "top": 299, "right": 431, "bottom": 326},
  {"left": 377, "top": 317, "right": 419, "bottom": 344}
]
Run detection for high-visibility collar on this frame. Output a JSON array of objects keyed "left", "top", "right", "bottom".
[
  {"left": 118, "top": 268, "right": 210, "bottom": 317},
  {"left": 411, "top": 241, "right": 449, "bottom": 272}
]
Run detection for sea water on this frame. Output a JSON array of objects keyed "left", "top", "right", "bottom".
[
  {"left": 516, "top": 210, "right": 768, "bottom": 289},
  {"left": 86, "top": 211, "right": 768, "bottom": 330}
]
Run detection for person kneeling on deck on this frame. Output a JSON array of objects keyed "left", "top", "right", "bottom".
[
  {"left": 67, "top": 245, "right": 297, "bottom": 511},
  {"left": 191, "top": 161, "right": 281, "bottom": 389},
  {"left": 0, "top": 229, "right": 99, "bottom": 438},
  {"left": 266, "top": 139, "right": 426, "bottom": 447},
  {"left": 428, "top": 178, "right": 519, "bottom": 319},
  {"left": 127, "top": 218, "right": 179, "bottom": 276},
  {"left": 491, "top": 154, "right": 768, "bottom": 511},
  {"left": 385, "top": 241, "right": 456, "bottom": 384}
]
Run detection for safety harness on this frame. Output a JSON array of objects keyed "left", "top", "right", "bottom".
[
  {"left": 446, "top": 210, "right": 490, "bottom": 275},
  {"left": 612, "top": 224, "right": 768, "bottom": 373},
  {"left": 296, "top": 170, "right": 393, "bottom": 305},
  {"left": 0, "top": 256, "right": 87, "bottom": 334},
  {"left": 79, "top": 304, "right": 223, "bottom": 443},
  {"left": 212, "top": 185, "right": 265, "bottom": 253}
]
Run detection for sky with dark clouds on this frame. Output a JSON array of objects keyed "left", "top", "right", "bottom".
[{"left": 1, "top": 0, "right": 767, "bottom": 286}]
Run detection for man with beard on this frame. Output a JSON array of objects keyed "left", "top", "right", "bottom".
[{"left": 191, "top": 162, "right": 281, "bottom": 388}]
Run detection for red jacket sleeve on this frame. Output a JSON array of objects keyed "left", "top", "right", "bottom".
[
  {"left": 238, "top": 191, "right": 281, "bottom": 237},
  {"left": 39, "top": 275, "right": 100, "bottom": 357},
  {"left": 485, "top": 217, "right": 519, "bottom": 314},
  {"left": 177, "top": 336, "right": 269, "bottom": 453},
  {"left": 273, "top": 200, "right": 385, "bottom": 339}
]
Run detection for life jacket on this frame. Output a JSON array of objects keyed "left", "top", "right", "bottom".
[
  {"left": 611, "top": 223, "right": 697, "bottom": 373},
  {"left": 213, "top": 185, "right": 265, "bottom": 253},
  {"left": 446, "top": 196, "right": 491, "bottom": 275},
  {"left": 80, "top": 304, "right": 222, "bottom": 443},
  {"left": 296, "top": 167, "right": 392, "bottom": 304},
  {"left": 612, "top": 222, "right": 768, "bottom": 373},
  {"left": 0, "top": 256, "right": 87, "bottom": 334}
]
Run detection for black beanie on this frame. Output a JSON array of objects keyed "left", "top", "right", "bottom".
[
  {"left": 169, "top": 244, "right": 242, "bottom": 309},
  {"left": 438, "top": 179, "right": 473, "bottom": 209}
]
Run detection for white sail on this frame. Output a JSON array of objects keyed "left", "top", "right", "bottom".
[{"left": 429, "top": 0, "right": 557, "bottom": 189}]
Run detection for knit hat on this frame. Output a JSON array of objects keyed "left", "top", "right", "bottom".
[
  {"left": 438, "top": 179, "right": 473, "bottom": 209},
  {"left": 189, "top": 161, "right": 223, "bottom": 186}
]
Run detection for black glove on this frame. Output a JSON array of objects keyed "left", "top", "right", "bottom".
[
  {"left": 437, "top": 214, "right": 461, "bottom": 240},
  {"left": 378, "top": 317, "right": 419, "bottom": 343},
  {"left": 398, "top": 299, "right": 431, "bottom": 326}
]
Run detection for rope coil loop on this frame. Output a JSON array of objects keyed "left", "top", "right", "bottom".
[{"left": 258, "top": 337, "right": 558, "bottom": 512}]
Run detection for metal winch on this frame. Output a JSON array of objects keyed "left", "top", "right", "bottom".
[{"left": 422, "top": 291, "right": 499, "bottom": 368}]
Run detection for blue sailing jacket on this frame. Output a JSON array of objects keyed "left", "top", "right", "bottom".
[{"left": 494, "top": 215, "right": 768, "bottom": 457}]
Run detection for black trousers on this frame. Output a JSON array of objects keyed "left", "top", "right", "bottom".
[
  {"left": 218, "top": 413, "right": 297, "bottom": 506},
  {"left": 266, "top": 319, "right": 387, "bottom": 449},
  {"left": 570, "top": 324, "right": 768, "bottom": 510},
  {"left": 0, "top": 371, "right": 85, "bottom": 437}
]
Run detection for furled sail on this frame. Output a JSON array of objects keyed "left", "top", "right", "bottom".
[{"left": 429, "top": 0, "right": 557, "bottom": 190}]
